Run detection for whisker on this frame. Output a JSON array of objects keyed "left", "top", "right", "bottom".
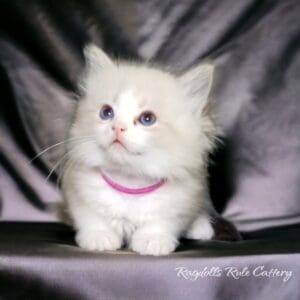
[
  {"left": 58, "top": 155, "right": 80, "bottom": 188},
  {"left": 45, "top": 152, "right": 70, "bottom": 183},
  {"left": 30, "top": 135, "right": 94, "bottom": 163},
  {"left": 44, "top": 138, "right": 94, "bottom": 185},
  {"left": 57, "top": 148, "right": 84, "bottom": 188},
  {"left": 57, "top": 150, "right": 91, "bottom": 192}
]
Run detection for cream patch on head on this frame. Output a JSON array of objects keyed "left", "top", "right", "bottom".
[
  {"left": 114, "top": 89, "right": 143, "bottom": 125},
  {"left": 116, "top": 89, "right": 137, "bottom": 112}
]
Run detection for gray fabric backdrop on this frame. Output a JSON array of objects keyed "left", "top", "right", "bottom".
[
  {"left": 1, "top": 1, "right": 300, "bottom": 299},
  {"left": 1, "top": 0, "right": 300, "bottom": 231}
]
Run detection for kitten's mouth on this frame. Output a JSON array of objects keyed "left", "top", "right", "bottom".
[
  {"left": 112, "top": 139, "right": 127, "bottom": 149},
  {"left": 113, "top": 138, "right": 123, "bottom": 145},
  {"left": 109, "top": 139, "right": 142, "bottom": 156}
]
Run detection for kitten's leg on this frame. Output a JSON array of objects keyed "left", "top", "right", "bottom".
[
  {"left": 184, "top": 213, "right": 214, "bottom": 240},
  {"left": 70, "top": 204, "right": 123, "bottom": 251},
  {"left": 130, "top": 220, "right": 184, "bottom": 256}
]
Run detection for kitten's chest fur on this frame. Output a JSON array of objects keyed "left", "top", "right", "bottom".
[{"left": 64, "top": 167, "right": 203, "bottom": 225}]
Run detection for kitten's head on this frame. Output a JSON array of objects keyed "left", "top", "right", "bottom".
[{"left": 68, "top": 44, "right": 216, "bottom": 179}]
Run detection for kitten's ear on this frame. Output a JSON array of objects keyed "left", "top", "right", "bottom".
[
  {"left": 178, "top": 64, "right": 214, "bottom": 112},
  {"left": 83, "top": 43, "right": 114, "bottom": 68},
  {"left": 79, "top": 44, "right": 114, "bottom": 94}
]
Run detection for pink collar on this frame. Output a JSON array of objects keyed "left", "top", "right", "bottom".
[{"left": 101, "top": 172, "right": 165, "bottom": 195}]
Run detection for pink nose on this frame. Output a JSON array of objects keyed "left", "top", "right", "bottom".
[{"left": 112, "top": 124, "right": 127, "bottom": 132}]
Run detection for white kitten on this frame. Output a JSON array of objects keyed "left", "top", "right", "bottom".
[{"left": 61, "top": 44, "right": 217, "bottom": 256}]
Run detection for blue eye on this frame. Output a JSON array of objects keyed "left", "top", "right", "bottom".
[
  {"left": 138, "top": 111, "right": 156, "bottom": 126},
  {"left": 99, "top": 105, "right": 114, "bottom": 120}
]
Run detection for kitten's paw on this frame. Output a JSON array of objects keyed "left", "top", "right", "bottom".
[
  {"left": 185, "top": 216, "right": 214, "bottom": 240},
  {"left": 130, "top": 233, "right": 178, "bottom": 256},
  {"left": 76, "top": 229, "right": 122, "bottom": 251}
]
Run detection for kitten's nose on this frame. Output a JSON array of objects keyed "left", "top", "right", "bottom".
[{"left": 112, "top": 123, "right": 127, "bottom": 133}]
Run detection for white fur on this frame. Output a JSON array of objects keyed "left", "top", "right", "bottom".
[{"left": 62, "top": 44, "right": 216, "bottom": 256}]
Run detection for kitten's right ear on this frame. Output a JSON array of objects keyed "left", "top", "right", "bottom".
[{"left": 83, "top": 43, "right": 114, "bottom": 68}]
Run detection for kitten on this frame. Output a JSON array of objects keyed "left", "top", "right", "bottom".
[{"left": 61, "top": 44, "right": 217, "bottom": 256}]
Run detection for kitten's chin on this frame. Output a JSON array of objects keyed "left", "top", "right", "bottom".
[
  {"left": 106, "top": 150, "right": 137, "bottom": 167},
  {"left": 102, "top": 148, "right": 149, "bottom": 176},
  {"left": 107, "top": 142, "right": 143, "bottom": 157}
]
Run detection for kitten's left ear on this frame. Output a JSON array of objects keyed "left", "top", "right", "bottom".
[{"left": 178, "top": 64, "right": 214, "bottom": 112}]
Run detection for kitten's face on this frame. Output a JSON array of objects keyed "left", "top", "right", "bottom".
[{"left": 68, "top": 45, "right": 215, "bottom": 179}]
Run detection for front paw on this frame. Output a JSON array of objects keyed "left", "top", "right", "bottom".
[
  {"left": 130, "top": 233, "right": 178, "bottom": 256},
  {"left": 76, "top": 229, "right": 122, "bottom": 251}
]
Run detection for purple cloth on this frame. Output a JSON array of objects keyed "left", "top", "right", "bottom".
[
  {"left": 0, "top": 1, "right": 300, "bottom": 299},
  {"left": 1, "top": 0, "right": 300, "bottom": 231}
]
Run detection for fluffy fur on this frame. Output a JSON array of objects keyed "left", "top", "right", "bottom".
[{"left": 61, "top": 44, "right": 216, "bottom": 256}]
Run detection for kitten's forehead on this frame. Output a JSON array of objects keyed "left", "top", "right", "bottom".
[
  {"left": 116, "top": 89, "right": 135, "bottom": 104},
  {"left": 115, "top": 89, "right": 144, "bottom": 111}
]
